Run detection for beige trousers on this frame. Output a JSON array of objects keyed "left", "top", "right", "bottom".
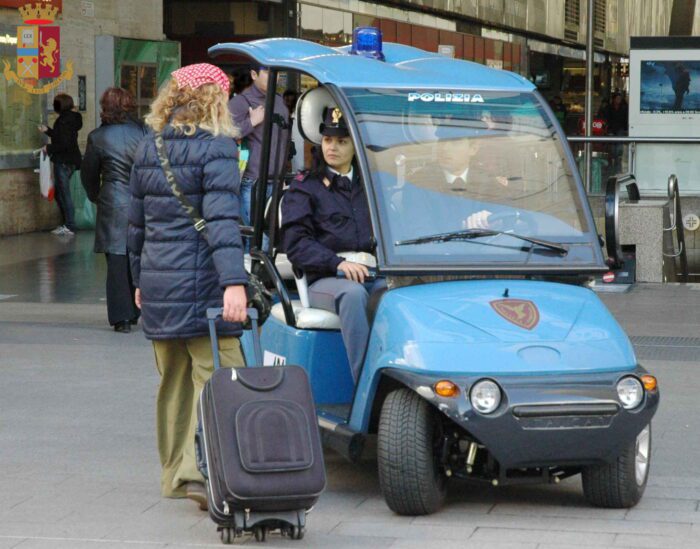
[{"left": 152, "top": 335, "right": 244, "bottom": 498}]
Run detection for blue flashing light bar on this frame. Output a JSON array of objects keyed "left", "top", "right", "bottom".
[{"left": 350, "top": 26, "right": 385, "bottom": 61}]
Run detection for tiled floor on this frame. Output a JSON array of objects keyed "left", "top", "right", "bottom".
[
  {"left": 0, "top": 231, "right": 699, "bottom": 548},
  {"left": 0, "top": 232, "right": 105, "bottom": 304}
]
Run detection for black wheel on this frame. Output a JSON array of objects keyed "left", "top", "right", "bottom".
[
  {"left": 254, "top": 526, "right": 266, "bottom": 542},
  {"left": 582, "top": 423, "right": 651, "bottom": 508},
  {"left": 219, "top": 527, "right": 234, "bottom": 544},
  {"left": 291, "top": 526, "right": 304, "bottom": 540},
  {"left": 377, "top": 388, "right": 447, "bottom": 515}
]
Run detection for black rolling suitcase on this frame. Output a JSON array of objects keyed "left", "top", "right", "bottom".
[{"left": 196, "top": 307, "right": 326, "bottom": 544}]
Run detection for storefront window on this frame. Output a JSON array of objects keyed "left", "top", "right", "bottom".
[
  {"left": 120, "top": 63, "right": 158, "bottom": 120},
  {"left": 299, "top": 3, "right": 353, "bottom": 46},
  {"left": 0, "top": 24, "right": 45, "bottom": 169}
]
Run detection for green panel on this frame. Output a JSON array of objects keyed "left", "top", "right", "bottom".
[
  {"left": 114, "top": 38, "right": 180, "bottom": 88},
  {"left": 157, "top": 41, "right": 181, "bottom": 86}
]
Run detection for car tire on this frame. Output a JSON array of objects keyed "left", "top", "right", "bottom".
[
  {"left": 582, "top": 423, "right": 651, "bottom": 508},
  {"left": 377, "top": 387, "right": 447, "bottom": 515}
]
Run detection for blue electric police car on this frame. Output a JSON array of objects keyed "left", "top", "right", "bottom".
[{"left": 210, "top": 28, "right": 659, "bottom": 516}]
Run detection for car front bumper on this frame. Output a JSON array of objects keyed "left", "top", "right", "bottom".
[{"left": 384, "top": 366, "right": 659, "bottom": 469}]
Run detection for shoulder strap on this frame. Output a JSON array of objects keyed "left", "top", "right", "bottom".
[{"left": 153, "top": 132, "right": 207, "bottom": 234}]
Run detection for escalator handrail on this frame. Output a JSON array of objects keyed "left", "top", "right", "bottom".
[
  {"left": 662, "top": 175, "right": 689, "bottom": 282},
  {"left": 604, "top": 173, "right": 636, "bottom": 269}
]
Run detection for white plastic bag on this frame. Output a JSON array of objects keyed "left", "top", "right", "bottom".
[{"left": 36, "top": 149, "right": 55, "bottom": 201}]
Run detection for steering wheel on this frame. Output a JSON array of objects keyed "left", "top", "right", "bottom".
[{"left": 486, "top": 210, "right": 537, "bottom": 233}]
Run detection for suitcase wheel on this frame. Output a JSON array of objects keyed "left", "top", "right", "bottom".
[
  {"left": 219, "top": 527, "right": 236, "bottom": 545},
  {"left": 291, "top": 525, "right": 304, "bottom": 540},
  {"left": 280, "top": 519, "right": 305, "bottom": 540},
  {"left": 254, "top": 526, "right": 267, "bottom": 542}
]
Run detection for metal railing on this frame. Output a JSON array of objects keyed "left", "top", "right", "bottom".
[
  {"left": 663, "top": 174, "right": 689, "bottom": 282},
  {"left": 567, "top": 136, "right": 700, "bottom": 194},
  {"left": 604, "top": 173, "right": 638, "bottom": 269},
  {"left": 604, "top": 171, "right": 689, "bottom": 282}
]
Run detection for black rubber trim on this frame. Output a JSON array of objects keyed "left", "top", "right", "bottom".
[{"left": 513, "top": 403, "right": 620, "bottom": 418}]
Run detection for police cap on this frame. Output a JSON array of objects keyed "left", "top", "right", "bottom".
[{"left": 319, "top": 106, "right": 349, "bottom": 138}]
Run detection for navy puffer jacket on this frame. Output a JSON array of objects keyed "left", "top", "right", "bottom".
[{"left": 127, "top": 125, "right": 247, "bottom": 340}]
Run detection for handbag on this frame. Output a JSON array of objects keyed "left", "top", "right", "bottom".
[
  {"left": 37, "top": 149, "right": 55, "bottom": 201},
  {"left": 153, "top": 132, "right": 271, "bottom": 325}
]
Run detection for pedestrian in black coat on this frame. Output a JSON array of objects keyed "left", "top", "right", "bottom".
[
  {"left": 127, "top": 64, "right": 247, "bottom": 508},
  {"left": 39, "top": 93, "right": 82, "bottom": 235},
  {"left": 81, "top": 87, "right": 147, "bottom": 332}
]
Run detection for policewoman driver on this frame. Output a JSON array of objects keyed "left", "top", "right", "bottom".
[
  {"left": 282, "top": 107, "right": 377, "bottom": 383},
  {"left": 127, "top": 63, "right": 247, "bottom": 509}
]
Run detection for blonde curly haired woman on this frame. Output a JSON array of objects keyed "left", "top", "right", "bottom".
[{"left": 128, "top": 63, "right": 247, "bottom": 510}]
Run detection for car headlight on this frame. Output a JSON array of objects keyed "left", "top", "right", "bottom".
[
  {"left": 470, "top": 379, "right": 502, "bottom": 414},
  {"left": 617, "top": 377, "right": 644, "bottom": 409}
]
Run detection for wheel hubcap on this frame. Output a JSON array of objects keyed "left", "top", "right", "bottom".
[{"left": 635, "top": 425, "right": 650, "bottom": 486}]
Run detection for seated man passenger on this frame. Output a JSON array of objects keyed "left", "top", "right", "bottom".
[
  {"left": 409, "top": 115, "right": 516, "bottom": 231},
  {"left": 282, "top": 107, "right": 375, "bottom": 383}
]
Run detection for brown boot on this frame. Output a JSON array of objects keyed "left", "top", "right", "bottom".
[{"left": 185, "top": 481, "right": 208, "bottom": 511}]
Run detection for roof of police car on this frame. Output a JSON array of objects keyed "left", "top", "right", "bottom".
[{"left": 209, "top": 38, "right": 535, "bottom": 91}]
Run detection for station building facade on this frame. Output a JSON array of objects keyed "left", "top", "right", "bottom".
[{"left": 2, "top": 0, "right": 700, "bottom": 236}]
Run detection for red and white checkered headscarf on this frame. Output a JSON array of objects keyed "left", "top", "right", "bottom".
[{"left": 171, "top": 63, "right": 230, "bottom": 95}]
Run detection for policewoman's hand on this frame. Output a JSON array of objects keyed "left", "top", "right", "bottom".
[
  {"left": 338, "top": 261, "right": 369, "bottom": 284},
  {"left": 134, "top": 288, "right": 142, "bottom": 309},
  {"left": 223, "top": 285, "right": 248, "bottom": 323}
]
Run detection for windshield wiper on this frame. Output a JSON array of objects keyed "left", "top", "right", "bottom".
[{"left": 395, "top": 228, "right": 568, "bottom": 255}]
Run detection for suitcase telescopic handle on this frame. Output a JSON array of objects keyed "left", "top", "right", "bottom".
[{"left": 206, "top": 307, "right": 262, "bottom": 370}]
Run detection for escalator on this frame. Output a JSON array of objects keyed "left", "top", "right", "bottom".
[{"left": 603, "top": 173, "right": 697, "bottom": 285}]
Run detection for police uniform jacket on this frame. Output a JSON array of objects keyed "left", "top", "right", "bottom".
[
  {"left": 282, "top": 169, "right": 373, "bottom": 284},
  {"left": 127, "top": 125, "right": 248, "bottom": 340}
]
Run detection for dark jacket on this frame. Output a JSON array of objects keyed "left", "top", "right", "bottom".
[
  {"left": 228, "top": 85, "right": 289, "bottom": 181},
  {"left": 281, "top": 169, "right": 373, "bottom": 284},
  {"left": 45, "top": 110, "right": 83, "bottom": 168},
  {"left": 605, "top": 104, "right": 629, "bottom": 135},
  {"left": 127, "top": 125, "right": 248, "bottom": 340},
  {"left": 81, "top": 118, "right": 147, "bottom": 255}
]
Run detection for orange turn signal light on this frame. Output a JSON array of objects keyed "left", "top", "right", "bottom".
[
  {"left": 434, "top": 380, "right": 460, "bottom": 398},
  {"left": 641, "top": 375, "right": 657, "bottom": 391}
]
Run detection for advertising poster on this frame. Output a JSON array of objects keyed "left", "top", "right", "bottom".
[{"left": 639, "top": 60, "right": 700, "bottom": 114}]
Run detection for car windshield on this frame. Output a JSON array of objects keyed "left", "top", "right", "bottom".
[{"left": 343, "top": 88, "right": 601, "bottom": 269}]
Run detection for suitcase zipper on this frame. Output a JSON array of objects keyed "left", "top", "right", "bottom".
[{"left": 223, "top": 501, "right": 230, "bottom": 516}]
